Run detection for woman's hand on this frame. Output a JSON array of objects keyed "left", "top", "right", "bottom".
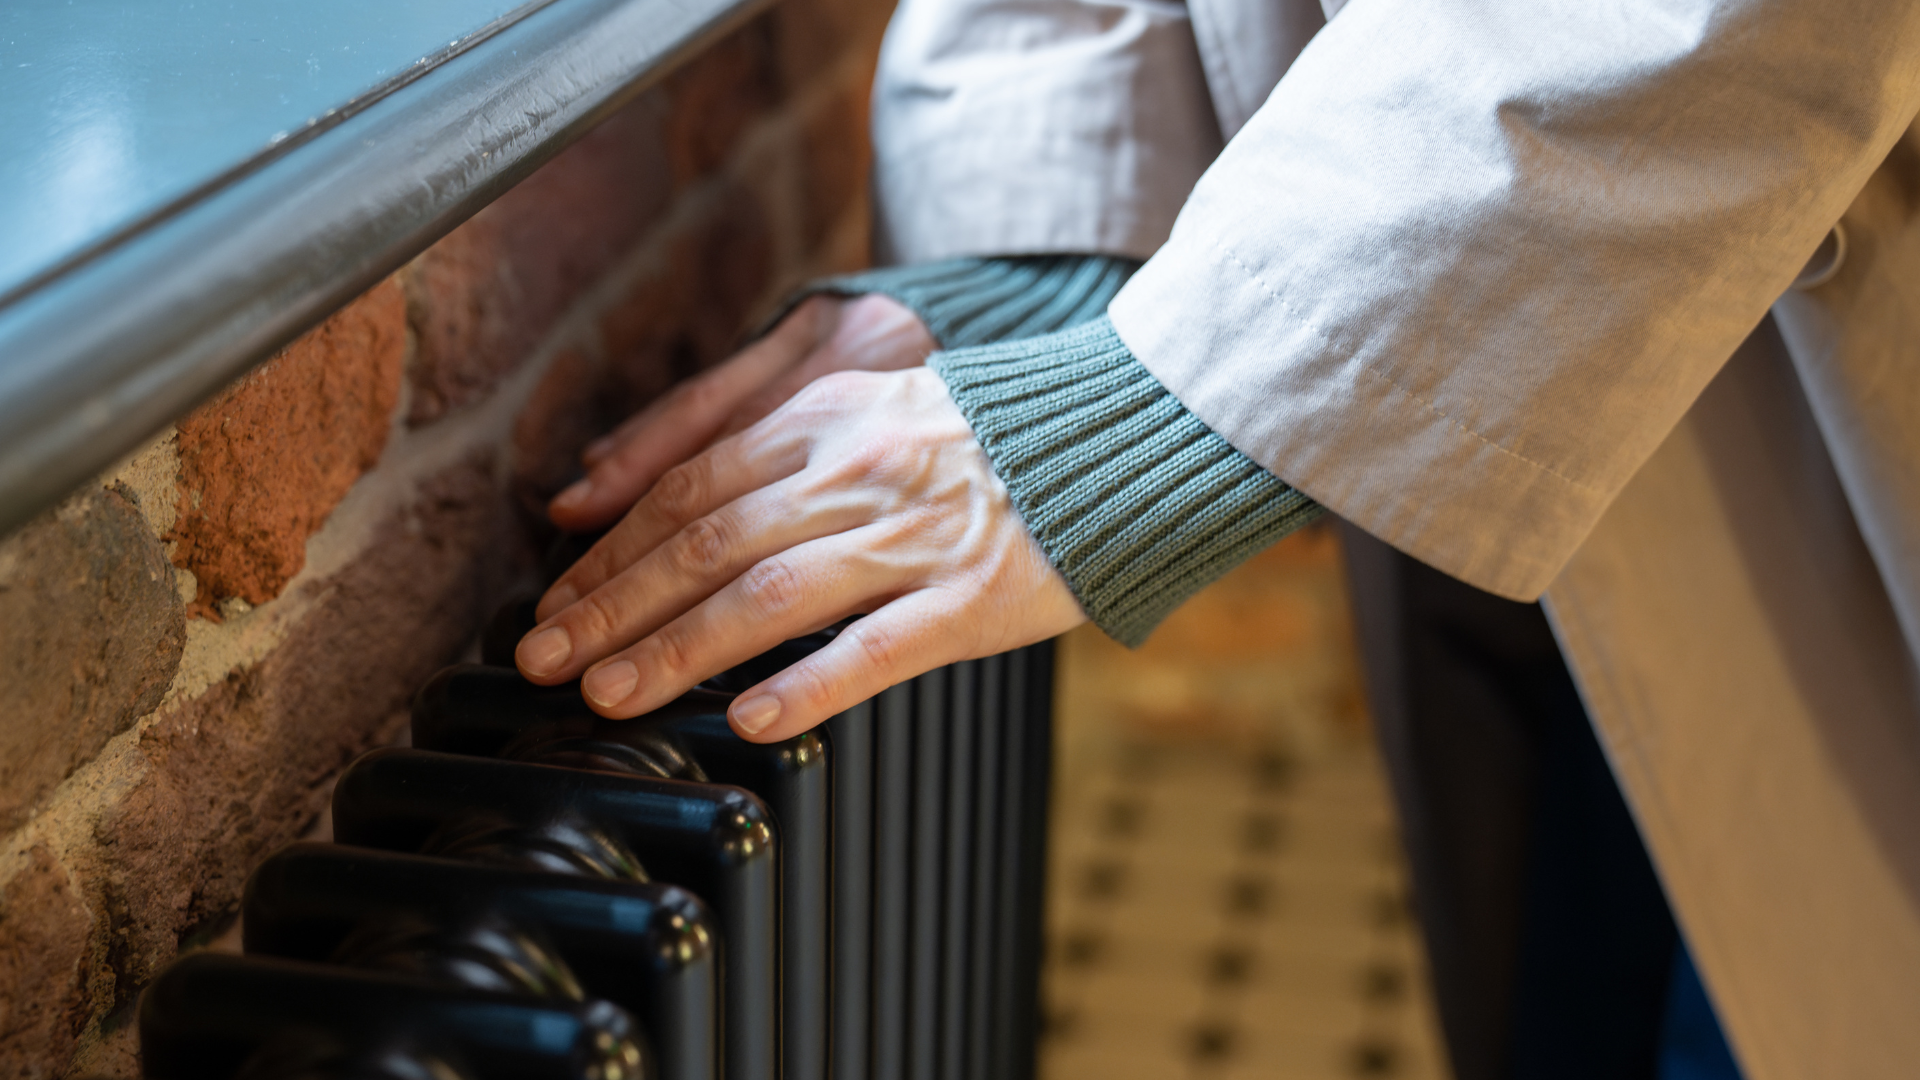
[
  {"left": 548, "top": 293, "right": 938, "bottom": 531},
  {"left": 515, "top": 367, "right": 1088, "bottom": 742}
]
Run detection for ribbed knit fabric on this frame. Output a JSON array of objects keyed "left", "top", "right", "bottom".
[
  {"left": 930, "top": 316, "right": 1326, "bottom": 647},
  {"left": 812, "top": 255, "right": 1139, "bottom": 347}
]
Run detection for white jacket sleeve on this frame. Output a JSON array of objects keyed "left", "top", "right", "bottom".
[
  {"left": 871, "top": 0, "right": 1224, "bottom": 263},
  {"left": 1109, "top": 0, "right": 1920, "bottom": 599}
]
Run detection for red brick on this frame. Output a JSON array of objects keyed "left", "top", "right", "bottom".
[
  {"left": 661, "top": 22, "right": 781, "bottom": 187},
  {"left": 513, "top": 349, "right": 611, "bottom": 505},
  {"left": 599, "top": 181, "right": 776, "bottom": 386},
  {"left": 768, "top": 0, "right": 892, "bottom": 93},
  {"left": 563, "top": 186, "right": 777, "bottom": 504},
  {"left": 677, "top": 184, "right": 779, "bottom": 359},
  {"left": 406, "top": 102, "right": 678, "bottom": 425},
  {"left": 599, "top": 253, "right": 691, "bottom": 379},
  {"left": 170, "top": 280, "right": 407, "bottom": 614},
  {"left": 0, "top": 13, "right": 920, "bottom": 1077},
  {"left": 22, "top": 457, "right": 517, "bottom": 1080},
  {"left": 404, "top": 219, "right": 518, "bottom": 425},
  {"left": 405, "top": 3, "right": 880, "bottom": 428},
  {"left": 0, "top": 847, "right": 95, "bottom": 1080},
  {"left": 0, "top": 487, "right": 186, "bottom": 834},
  {"left": 798, "top": 68, "right": 876, "bottom": 252}
]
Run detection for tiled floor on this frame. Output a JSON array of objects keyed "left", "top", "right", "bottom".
[{"left": 1042, "top": 525, "right": 1453, "bottom": 1080}]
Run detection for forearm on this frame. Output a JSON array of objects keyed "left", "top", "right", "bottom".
[{"left": 1111, "top": 0, "right": 1920, "bottom": 599}]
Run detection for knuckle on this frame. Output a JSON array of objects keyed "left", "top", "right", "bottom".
[
  {"left": 679, "top": 373, "right": 729, "bottom": 415},
  {"left": 645, "top": 624, "right": 700, "bottom": 682},
  {"left": 787, "top": 379, "right": 833, "bottom": 415},
  {"left": 741, "top": 559, "right": 805, "bottom": 618},
  {"left": 791, "top": 294, "right": 837, "bottom": 332},
  {"left": 846, "top": 619, "right": 905, "bottom": 674},
  {"left": 784, "top": 658, "right": 843, "bottom": 716},
  {"left": 571, "top": 542, "right": 619, "bottom": 588},
  {"left": 815, "top": 369, "right": 863, "bottom": 393},
  {"left": 828, "top": 439, "right": 897, "bottom": 487},
  {"left": 650, "top": 461, "right": 707, "bottom": 521},
  {"left": 797, "top": 370, "right": 864, "bottom": 410},
  {"left": 568, "top": 588, "right": 624, "bottom": 642},
  {"left": 853, "top": 438, "right": 899, "bottom": 475},
  {"left": 673, "top": 516, "right": 734, "bottom": 576}
]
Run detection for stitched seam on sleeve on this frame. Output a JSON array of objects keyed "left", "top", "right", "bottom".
[{"left": 1212, "top": 242, "right": 1605, "bottom": 497}]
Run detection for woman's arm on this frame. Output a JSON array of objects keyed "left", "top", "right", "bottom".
[{"left": 1111, "top": 0, "right": 1920, "bottom": 598}]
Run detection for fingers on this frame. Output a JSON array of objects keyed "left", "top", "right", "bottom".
[
  {"left": 567, "top": 530, "right": 923, "bottom": 719},
  {"left": 723, "top": 592, "right": 971, "bottom": 742},
  {"left": 518, "top": 476, "right": 875, "bottom": 685},
  {"left": 548, "top": 300, "right": 833, "bottom": 530},
  {"left": 524, "top": 357, "right": 1083, "bottom": 744},
  {"left": 717, "top": 293, "right": 936, "bottom": 439},
  {"left": 537, "top": 418, "right": 812, "bottom": 622}
]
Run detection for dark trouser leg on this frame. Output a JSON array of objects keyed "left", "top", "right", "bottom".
[{"left": 1338, "top": 522, "right": 1676, "bottom": 1080}]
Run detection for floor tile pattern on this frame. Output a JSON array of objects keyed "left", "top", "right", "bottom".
[{"left": 1042, "top": 528, "right": 1452, "bottom": 1080}]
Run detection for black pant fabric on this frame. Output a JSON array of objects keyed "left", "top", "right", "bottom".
[{"left": 1339, "top": 523, "right": 1678, "bottom": 1080}]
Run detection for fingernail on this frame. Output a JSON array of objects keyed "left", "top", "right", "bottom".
[
  {"left": 582, "top": 437, "right": 613, "bottom": 464},
  {"left": 584, "top": 660, "right": 640, "bottom": 708},
  {"left": 553, "top": 479, "right": 592, "bottom": 511},
  {"left": 732, "top": 694, "right": 781, "bottom": 735},
  {"left": 518, "top": 626, "right": 573, "bottom": 677}
]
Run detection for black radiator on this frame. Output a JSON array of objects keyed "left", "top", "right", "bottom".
[{"left": 139, "top": 586, "right": 1055, "bottom": 1080}]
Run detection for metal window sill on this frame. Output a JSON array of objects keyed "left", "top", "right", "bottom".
[{"left": 0, "top": 0, "right": 768, "bottom": 536}]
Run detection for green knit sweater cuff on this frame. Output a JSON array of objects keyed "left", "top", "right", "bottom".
[
  {"left": 810, "top": 255, "right": 1139, "bottom": 348},
  {"left": 930, "top": 316, "right": 1325, "bottom": 647}
]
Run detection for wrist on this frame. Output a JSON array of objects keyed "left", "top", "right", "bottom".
[{"left": 930, "top": 316, "right": 1323, "bottom": 646}]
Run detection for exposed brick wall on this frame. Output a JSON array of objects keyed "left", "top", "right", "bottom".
[
  {"left": 0, "top": 0, "right": 891, "bottom": 1073},
  {"left": 170, "top": 281, "right": 408, "bottom": 615}
]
